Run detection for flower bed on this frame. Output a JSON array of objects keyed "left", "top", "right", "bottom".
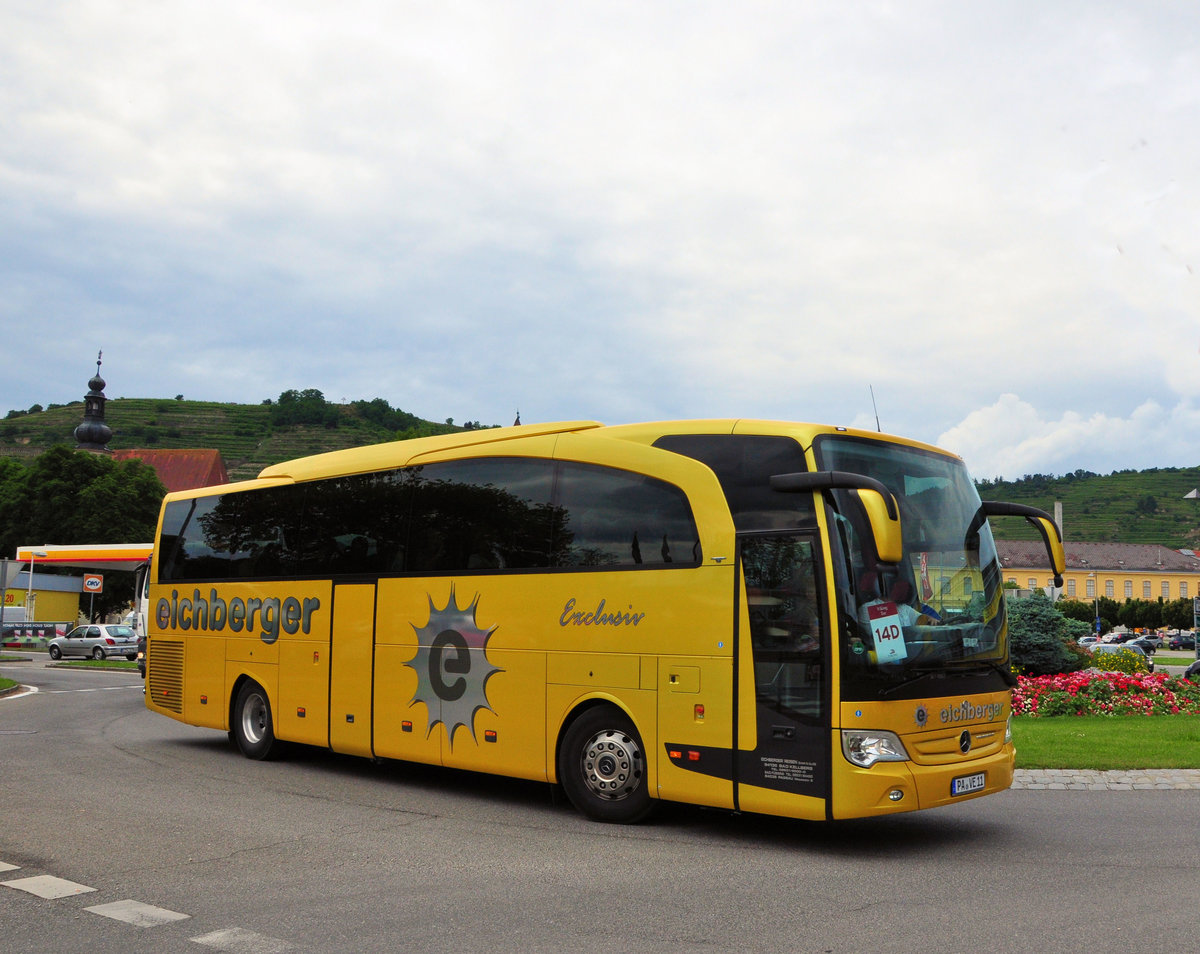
[{"left": 1013, "top": 670, "right": 1200, "bottom": 717}]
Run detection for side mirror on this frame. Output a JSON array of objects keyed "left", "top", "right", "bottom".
[
  {"left": 770, "top": 471, "right": 903, "bottom": 564},
  {"left": 980, "top": 501, "right": 1066, "bottom": 587}
]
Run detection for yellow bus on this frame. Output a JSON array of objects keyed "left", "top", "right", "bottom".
[{"left": 144, "top": 419, "right": 1064, "bottom": 823}]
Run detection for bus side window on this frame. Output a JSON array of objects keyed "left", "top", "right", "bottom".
[
  {"left": 552, "top": 461, "right": 700, "bottom": 568},
  {"left": 405, "top": 458, "right": 555, "bottom": 573}
]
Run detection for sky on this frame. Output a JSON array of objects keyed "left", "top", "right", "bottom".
[{"left": 2, "top": 1, "right": 1199, "bottom": 481}]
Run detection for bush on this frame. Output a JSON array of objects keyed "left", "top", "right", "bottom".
[
  {"left": 1089, "top": 647, "right": 1151, "bottom": 676},
  {"left": 1013, "top": 670, "right": 1200, "bottom": 716},
  {"left": 1008, "top": 591, "right": 1086, "bottom": 675}
]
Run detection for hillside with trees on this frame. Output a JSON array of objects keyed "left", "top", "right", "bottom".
[
  {"left": 1, "top": 390, "right": 497, "bottom": 482},
  {"left": 977, "top": 468, "right": 1200, "bottom": 549}
]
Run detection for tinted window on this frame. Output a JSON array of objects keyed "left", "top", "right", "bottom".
[
  {"left": 406, "top": 458, "right": 555, "bottom": 571},
  {"left": 159, "top": 456, "right": 698, "bottom": 581},
  {"left": 653, "top": 434, "right": 813, "bottom": 530},
  {"left": 302, "top": 470, "right": 414, "bottom": 574},
  {"left": 161, "top": 485, "right": 310, "bottom": 580},
  {"left": 553, "top": 461, "right": 700, "bottom": 567}
]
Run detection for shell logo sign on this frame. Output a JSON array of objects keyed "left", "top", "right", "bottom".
[{"left": 82, "top": 574, "right": 104, "bottom": 593}]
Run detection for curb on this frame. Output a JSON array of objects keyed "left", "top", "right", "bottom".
[{"left": 1012, "top": 768, "right": 1200, "bottom": 790}]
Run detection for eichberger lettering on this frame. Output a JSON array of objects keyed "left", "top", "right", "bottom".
[
  {"left": 157, "top": 588, "right": 320, "bottom": 644},
  {"left": 940, "top": 698, "right": 1004, "bottom": 724}
]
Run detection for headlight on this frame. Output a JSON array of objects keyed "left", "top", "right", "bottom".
[
  {"left": 1004, "top": 714, "right": 1012, "bottom": 744},
  {"left": 841, "top": 730, "right": 909, "bottom": 768}
]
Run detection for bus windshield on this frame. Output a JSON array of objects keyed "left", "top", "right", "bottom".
[{"left": 814, "top": 435, "right": 1008, "bottom": 700}]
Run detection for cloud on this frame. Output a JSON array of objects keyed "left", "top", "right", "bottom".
[
  {"left": 1, "top": 2, "right": 1199, "bottom": 475},
  {"left": 937, "top": 393, "right": 1200, "bottom": 480}
]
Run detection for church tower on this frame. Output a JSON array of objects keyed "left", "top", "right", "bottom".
[{"left": 73, "top": 351, "right": 114, "bottom": 453}]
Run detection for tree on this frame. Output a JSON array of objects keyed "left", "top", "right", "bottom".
[
  {"left": 349, "top": 397, "right": 424, "bottom": 433},
  {"left": 269, "top": 389, "right": 340, "bottom": 428},
  {"left": 0, "top": 447, "right": 166, "bottom": 619},
  {"left": 1163, "top": 597, "right": 1196, "bottom": 630},
  {"left": 1007, "top": 591, "right": 1088, "bottom": 675}
]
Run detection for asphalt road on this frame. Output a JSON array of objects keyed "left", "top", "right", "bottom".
[{"left": 2, "top": 656, "right": 1197, "bottom": 954}]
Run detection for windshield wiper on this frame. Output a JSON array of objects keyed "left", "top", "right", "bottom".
[
  {"left": 949, "top": 659, "right": 1018, "bottom": 687},
  {"left": 877, "top": 667, "right": 947, "bottom": 697}
]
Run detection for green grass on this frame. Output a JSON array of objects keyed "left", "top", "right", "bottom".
[
  {"left": 52, "top": 659, "right": 138, "bottom": 671},
  {"left": 0, "top": 676, "right": 16, "bottom": 692},
  {"left": 1013, "top": 715, "right": 1200, "bottom": 770}
]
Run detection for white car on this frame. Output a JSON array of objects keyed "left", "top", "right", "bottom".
[{"left": 48, "top": 624, "right": 139, "bottom": 661}]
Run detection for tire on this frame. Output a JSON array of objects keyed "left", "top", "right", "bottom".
[
  {"left": 126, "top": 654, "right": 137, "bottom": 661},
  {"left": 92, "top": 646, "right": 106, "bottom": 660},
  {"left": 232, "top": 681, "right": 281, "bottom": 761},
  {"left": 48, "top": 645, "right": 62, "bottom": 660},
  {"left": 557, "top": 705, "right": 653, "bottom": 824}
]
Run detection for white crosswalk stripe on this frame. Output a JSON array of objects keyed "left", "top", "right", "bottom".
[
  {"left": 2, "top": 874, "right": 97, "bottom": 899},
  {"left": 190, "top": 926, "right": 296, "bottom": 952},
  {"left": 86, "top": 898, "right": 191, "bottom": 927}
]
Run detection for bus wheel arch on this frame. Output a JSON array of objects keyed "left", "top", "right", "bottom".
[
  {"left": 230, "top": 677, "right": 281, "bottom": 761},
  {"left": 556, "top": 701, "right": 654, "bottom": 824}
]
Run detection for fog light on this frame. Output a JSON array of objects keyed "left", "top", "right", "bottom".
[{"left": 888, "top": 789, "right": 904, "bottom": 802}]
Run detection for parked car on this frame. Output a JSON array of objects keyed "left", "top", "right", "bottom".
[
  {"left": 1078, "top": 636, "right": 1100, "bottom": 649},
  {"left": 1169, "top": 633, "right": 1196, "bottom": 651},
  {"left": 47, "top": 624, "right": 139, "bottom": 661},
  {"left": 1136, "top": 633, "right": 1164, "bottom": 651},
  {"left": 1127, "top": 637, "right": 1159, "bottom": 655},
  {"left": 1090, "top": 643, "right": 1154, "bottom": 672},
  {"left": 1184, "top": 659, "right": 1200, "bottom": 681}
]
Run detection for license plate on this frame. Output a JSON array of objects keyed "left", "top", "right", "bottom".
[{"left": 951, "top": 772, "right": 986, "bottom": 796}]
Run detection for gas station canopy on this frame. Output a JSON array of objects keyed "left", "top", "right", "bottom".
[{"left": 14, "top": 544, "right": 153, "bottom": 572}]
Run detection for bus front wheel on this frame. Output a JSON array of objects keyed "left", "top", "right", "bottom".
[
  {"left": 558, "top": 706, "right": 653, "bottom": 824},
  {"left": 232, "top": 681, "right": 280, "bottom": 761}
]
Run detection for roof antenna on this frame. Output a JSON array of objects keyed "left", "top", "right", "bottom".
[{"left": 869, "top": 386, "right": 881, "bottom": 432}]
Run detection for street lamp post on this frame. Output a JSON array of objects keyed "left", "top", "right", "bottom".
[{"left": 1089, "top": 571, "right": 1100, "bottom": 636}]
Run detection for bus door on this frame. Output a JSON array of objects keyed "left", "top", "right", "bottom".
[
  {"left": 736, "top": 532, "right": 831, "bottom": 819},
  {"left": 329, "top": 583, "right": 377, "bottom": 757}
]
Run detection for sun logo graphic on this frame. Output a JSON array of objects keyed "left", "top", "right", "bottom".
[{"left": 405, "top": 588, "right": 502, "bottom": 747}]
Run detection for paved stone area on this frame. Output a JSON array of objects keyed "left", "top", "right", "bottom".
[{"left": 1012, "top": 769, "right": 1200, "bottom": 790}]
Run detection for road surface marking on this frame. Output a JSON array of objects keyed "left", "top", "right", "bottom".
[
  {"left": 87, "top": 898, "right": 191, "bottom": 927},
  {"left": 191, "top": 926, "right": 296, "bottom": 952},
  {"left": 2, "top": 874, "right": 97, "bottom": 898}
]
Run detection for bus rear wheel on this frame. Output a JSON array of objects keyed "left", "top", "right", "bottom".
[
  {"left": 558, "top": 706, "right": 653, "bottom": 823},
  {"left": 232, "top": 681, "right": 281, "bottom": 761}
]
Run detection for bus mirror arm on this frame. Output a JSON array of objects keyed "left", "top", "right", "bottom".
[
  {"left": 771, "top": 471, "right": 903, "bottom": 564},
  {"left": 980, "top": 501, "right": 1066, "bottom": 588}
]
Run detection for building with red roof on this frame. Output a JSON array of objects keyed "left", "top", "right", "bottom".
[{"left": 111, "top": 448, "right": 228, "bottom": 493}]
